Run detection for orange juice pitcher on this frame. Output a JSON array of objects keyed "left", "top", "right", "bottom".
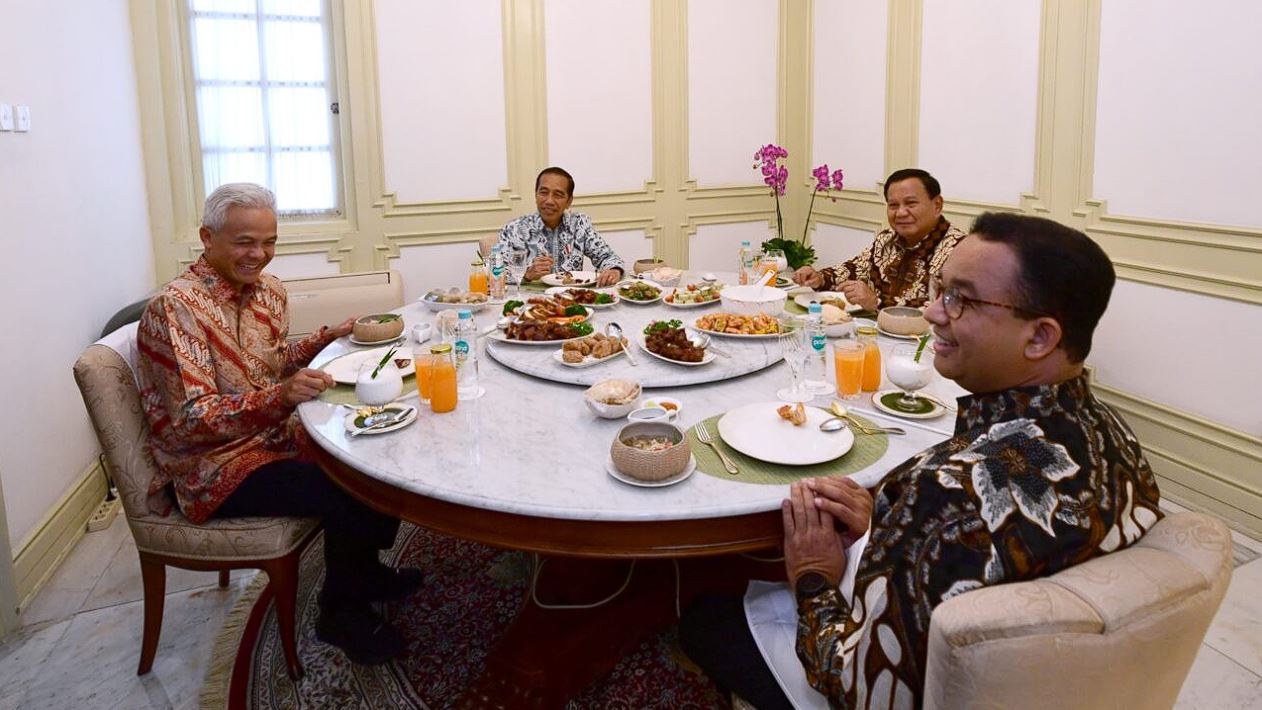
[{"left": 428, "top": 344, "right": 458, "bottom": 413}]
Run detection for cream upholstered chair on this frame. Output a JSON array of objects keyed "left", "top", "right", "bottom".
[
  {"left": 73, "top": 324, "right": 320, "bottom": 679},
  {"left": 924, "top": 511, "right": 1232, "bottom": 710}
]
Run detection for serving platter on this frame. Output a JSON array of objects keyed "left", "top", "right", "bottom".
[
  {"left": 540, "top": 270, "right": 597, "bottom": 287},
  {"left": 634, "top": 334, "right": 716, "bottom": 367},
  {"left": 543, "top": 286, "right": 620, "bottom": 309}
]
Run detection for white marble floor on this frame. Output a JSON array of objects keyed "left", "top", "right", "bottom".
[{"left": 1, "top": 503, "right": 1260, "bottom": 709}]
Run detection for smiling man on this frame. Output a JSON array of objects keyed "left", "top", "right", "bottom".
[
  {"left": 136, "top": 183, "right": 421, "bottom": 666},
  {"left": 495, "top": 166, "right": 626, "bottom": 287},
  {"left": 793, "top": 168, "right": 965, "bottom": 310},
  {"left": 682, "top": 213, "right": 1163, "bottom": 709}
]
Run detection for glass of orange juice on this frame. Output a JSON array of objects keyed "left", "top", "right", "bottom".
[
  {"left": 832, "top": 339, "right": 865, "bottom": 400},
  {"left": 468, "top": 260, "right": 489, "bottom": 294},
  {"left": 414, "top": 353, "right": 434, "bottom": 404}
]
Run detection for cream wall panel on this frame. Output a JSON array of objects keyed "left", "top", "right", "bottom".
[
  {"left": 1092, "top": 281, "right": 1262, "bottom": 435},
  {"left": 544, "top": 0, "right": 652, "bottom": 194},
  {"left": 389, "top": 242, "right": 483, "bottom": 304},
  {"left": 688, "top": 0, "right": 779, "bottom": 186},
  {"left": 812, "top": 223, "right": 876, "bottom": 270},
  {"left": 1094, "top": 1, "right": 1262, "bottom": 227},
  {"left": 597, "top": 229, "right": 654, "bottom": 269},
  {"left": 812, "top": 0, "right": 888, "bottom": 190},
  {"left": 267, "top": 253, "right": 340, "bottom": 280},
  {"left": 374, "top": 1, "right": 507, "bottom": 202},
  {"left": 0, "top": 2, "right": 154, "bottom": 546},
  {"left": 918, "top": 0, "right": 1039, "bottom": 203},
  {"left": 690, "top": 222, "right": 772, "bottom": 273}
]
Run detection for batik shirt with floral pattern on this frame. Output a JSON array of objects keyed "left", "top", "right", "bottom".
[
  {"left": 136, "top": 257, "right": 338, "bottom": 523},
  {"left": 497, "top": 211, "right": 626, "bottom": 274},
  {"left": 796, "top": 375, "right": 1163, "bottom": 709},
  {"left": 817, "top": 217, "right": 966, "bottom": 308}
]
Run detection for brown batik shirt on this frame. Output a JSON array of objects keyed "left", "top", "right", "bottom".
[
  {"left": 796, "top": 374, "right": 1163, "bottom": 708},
  {"left": 818, "top": 217, "right": 966, "bottom": 308}
]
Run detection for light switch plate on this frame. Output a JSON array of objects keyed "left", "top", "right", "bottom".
[
  {"left": 15, "top": 105, "right": 30, "bottom": 132},
  {"left": 0, "top": 104, "right": 13, "bottom": 131}
]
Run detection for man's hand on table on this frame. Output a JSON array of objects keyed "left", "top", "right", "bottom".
[
  {"left": 596, "top": 268, "right": 622, "bottom": 287},
  {"left": 783, "top": 481, "right": 845, "bottom": 590},
  {"left": 281, "top": 368, "right": 334, "bottom": 406},
  {"left": 839, "top": 280, "right": 878, "bottom": 311},
  {"left": 792, "top": 266, "right": 825, "bottom": 290},
  {"left": 525, "top": 255, "right": 554, "bottom": 281},
  {"left": 806, "top": 477, "right": 873, "bottom": 548},
  {"left": 326, "top": 317, "right": 356, "bottom": 339}
]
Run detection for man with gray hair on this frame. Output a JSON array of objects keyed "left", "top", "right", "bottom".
[{"left": 136, "top": 183, "right": 419, "bottom": 665}]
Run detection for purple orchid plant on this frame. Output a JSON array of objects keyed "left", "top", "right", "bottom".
[{"left": 753, "top": 143, "right": 844, "bottom": 269}]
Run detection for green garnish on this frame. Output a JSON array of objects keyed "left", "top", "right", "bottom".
[
  {"left": 643, "top": 319, "right": 682, "bottom": 335},
  {"left": 563, "top": 304, "right": 587, "bottom": 316},
  {"left": 594, "top": 293, "right": 614, "bottom": 304},
  {"left": 914, "top": 333, "right": 931, "bottom": 362},
  {"left": 502, "top": 300, "right": 524, "bottom": 316},
  {"left": 372, "top": 345, "right": 399, "bottom": 379},
  {"left": 371, "top": 314, "right": 401, "bottom": 323},
  {"left": 569, "top": 322, "right": 594, "bottom": 337}
]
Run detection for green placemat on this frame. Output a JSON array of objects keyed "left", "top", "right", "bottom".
[
  {"left": 687, "top": 409, "right": 889, "bottom": 484},
  {"left": 782, "top": 299, "right": 876, "bottom": 320}
]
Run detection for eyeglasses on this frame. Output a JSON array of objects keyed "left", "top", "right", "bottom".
[{"left": 932, "top": 280, "right": 1049, "bottom": 320}]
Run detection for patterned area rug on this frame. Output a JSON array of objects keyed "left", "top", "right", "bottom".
[{"left": 202, "top": 524, "right": 729, "bottom": 709}]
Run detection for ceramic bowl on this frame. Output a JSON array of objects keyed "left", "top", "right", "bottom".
[
  {"left": 584, "top": 379, "right": 642, "bottom": 419},
  {"left": 877, "top": 306, "right": 929, "bottom": 336},
  {"left": 353, "top": 314, "right": 404, "bottom": 342},
  {"left": 719, "top": 284, "right": 788, "bottom": 316},
  {"left": 610, "top": 422, "right": 691, "bottom": 481}
]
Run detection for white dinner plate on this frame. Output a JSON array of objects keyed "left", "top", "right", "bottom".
[
  {"left": 540, "top": 271, "right": 597, "bottom": 287},
  {"left": 343, "top": 404, "right": 417, "bottom": 436},
  {"left": 871, "top": 389, "right": 948, "bottom": 419},
  {"left": 793, "top": 291, "right": 862, "bottom": 313},
  {"left": 717, "top": 402, "right": 854, "bottom": 465},
  {"left": 507, "top": 302, "right": 595, "bottom": 323},
  {"left": 605, "top": 455, "right": 696, "bottom": 488},
  {"left": 543, "top": 286, "right": 620, "bottom": 308},
  {"left": 485, "top": 327, "right": 592, "bottom": 346},
  {"left": 551, "top": 347, "right": 626, "bottom": 368},
  {"left": 691, "top": 315, "right": 784, "bottom": 339},
  {"left": 323, "top": 347, "right": 417, "bottom": 385},
  {"left": 348, "top": 333, "right": 405, "bottom": 347},
  {"left": 616, "top": 280, "right": 664, "bottom": 304},
  {"left": 635, "top": 333, "right": 715, "bottom": 367},
  {"left": 662, "top": 287, "right": 723, "bottom": 308},
  {"left": 419, "top": 298, "right": 491, "bottom": 313}
]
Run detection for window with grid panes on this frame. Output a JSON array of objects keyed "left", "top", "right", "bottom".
[{"left": 187, "top": 0, "right": 341, "bottom": 218}]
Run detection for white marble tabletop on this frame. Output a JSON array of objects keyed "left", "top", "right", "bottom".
[{"left": 299, "top": 272, "right": 967, "bottom": 523}]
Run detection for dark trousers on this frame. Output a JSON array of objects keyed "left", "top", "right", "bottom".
[
  {"left": 214, "top": 458, "right": 401, "bottom": 608},
  {"left": 679, "top": 593, "right": 795, "bottom": 710}
]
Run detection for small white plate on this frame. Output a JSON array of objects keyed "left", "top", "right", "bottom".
[
  {"left": 349, "top": 333, "right": 405, "bottom": 347},
  {"left": 794, "top": 291, "right": 862, "bottom": 313},
  {"left": 616, "top": 280, "right": 664, "bottom": 304},
  {"left": 871, "top": 389, "right": 947, "bottom": 419},
  {"left": 343, "top": 404, "right": 417, "bottom": 436},
  {"left": 635, "top": 334, "right": 715, "bottom": 367},
  {"left": 663, "top": 287, "right": 723, "bottom": 308},
  {"left": 640, "top": 396, "right": 683, "bottom": 420},
  {"left": 717, "top": 402, "right": 854, "bottom": 465},
  {"left": 419, "top": 299, "right": 491, "bottom": 313},
  {"left": 605, "top": 455, "right": 696, "bottom": 488},
  {"left": 876, "top": 326, "right": 928, "bottom": 341},
  {"left": 323, "top": 347, "right": 417, "bottom": 385},
  {"left": 540, "top": 270, "right": 597, "bottom": 287},
  {"left": 551, "top": 347, "right": 626, "bottom": 368},
  {"left": 543, "top": 286, "right": 621, "bottom": 308}
]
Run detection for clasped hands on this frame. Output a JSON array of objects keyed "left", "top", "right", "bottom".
[
  {"left": 524, "top": 255, "right": 621, "bottom": 287},
  {"left": 791, "top": 267, "right": 879, "bottom": 311},
  {"left": 783, "top": 477, "right": 873, "bottom": 589}
]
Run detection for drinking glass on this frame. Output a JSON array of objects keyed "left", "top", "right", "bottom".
[
  {"left": 831, "top": 340, "right": 864, "bottom": 400},
  {"left": 356, "top": 355, "right": 403, "bottom": 412},
  {"left": 776, "top": 323, "right": 812, "bottom": 403},
  {"left": 763, "top": 248, "right": 787, "bottom": 274},
  {"left": 505, "top": 247, "right": 530, "bottom": 297},
  {"left": 887, "top": 343, "right": 935, "bottom": 407}
]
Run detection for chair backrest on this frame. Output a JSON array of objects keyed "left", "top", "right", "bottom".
[
  {"left": 73, "top": 339, "right": 165, "bottom": 520},
  {"left": 924, "top": 511, "right": 1232, "bottom": 710}
]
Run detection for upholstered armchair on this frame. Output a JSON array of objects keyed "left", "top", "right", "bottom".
[
  {"left": 73, "top": 324, "right": 320, "bottom": 679},
  {"left": 924, "top": 511, "right": 1232, "bottom": 709}
]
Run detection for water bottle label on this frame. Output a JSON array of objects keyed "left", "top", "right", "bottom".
[
  {"left": 454, "top": 340, "right": 469, "bottom": 365},
  {"left": 492, "top": 264, "right": 504, "bottom": 278},
  {"left": 812, "top": 334, "right": 826, "bottom": 352}
]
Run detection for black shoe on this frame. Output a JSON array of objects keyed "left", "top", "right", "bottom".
[
  {"left": 315, "top": 603, "right": 406, "bottom": 665},
  {"left": 363, "top": 565, "right": 424, "bottom": 603}
]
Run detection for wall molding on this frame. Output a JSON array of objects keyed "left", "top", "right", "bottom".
[{"left": 12, "top": 459, "right": 109, "bottom": 611}]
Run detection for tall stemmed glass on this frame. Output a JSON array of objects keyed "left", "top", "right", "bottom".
[
  {"left": 887, "top": 343, "right": 935, "bottom": 409},
  {"left": 505, "top": 247, "right": 529, "bottom": 298},
  {"left": 776, "top": 320, "right": 812, "bottom": 403}
]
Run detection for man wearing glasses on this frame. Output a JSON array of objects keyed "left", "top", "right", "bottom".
[
  {"left": 494, "top": 166, "right": 626, "bottom": 287},
  {"left": 792, "top": 168, "right": 965, "bottom": 311},
  {"left": 681, "top": 212, "right": 1163, "bottom": 709}
]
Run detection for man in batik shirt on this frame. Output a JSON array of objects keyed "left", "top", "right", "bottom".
[
  {"left": 792, "top": 169, "right": 966, "bottom": 311},
  {"left": 496, "top": 166, "right": 626, "bottom": 287},
  {"left": 137, "top": 183, "right": 421, "bottom": 666},
  {"left": 682, "top": 213, "right": 1162, "bottom": 709}
]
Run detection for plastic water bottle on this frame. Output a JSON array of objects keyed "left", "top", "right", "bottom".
[
  {"left": 738, "top": 240, "right": 754, "bottom": 285},
  {"left": 453, "top": 309, "right": 482, "bottom": 398},
  {"left": 489, "top": 244, "right": 506, "bottom": 300},
  {"left": 804, "top": 302, "right": 832, "bottom": 395}
]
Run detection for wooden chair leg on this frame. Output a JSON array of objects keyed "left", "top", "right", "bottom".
[
  {"left": 262, "top": 553, "right": 305, "bottom": 681},
  {"left": 218, "top": 570, "right": 230, "bottom": 588},
  {"left": 137, "top": 554, "right": 167, "bottom": 675}
]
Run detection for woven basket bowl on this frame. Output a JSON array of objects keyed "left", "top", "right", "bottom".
[
  {"left": 353, "top": 314, "right": 404, "bottom": 342},
  {"left": 876, "top": 306, "right": 929, "bottom": 336},
  {"left": 610, "top": 422, "right": 691, "bottom": 481},
  {"left": 633, "top": 258, "right": 666, "bottom": 275}
]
